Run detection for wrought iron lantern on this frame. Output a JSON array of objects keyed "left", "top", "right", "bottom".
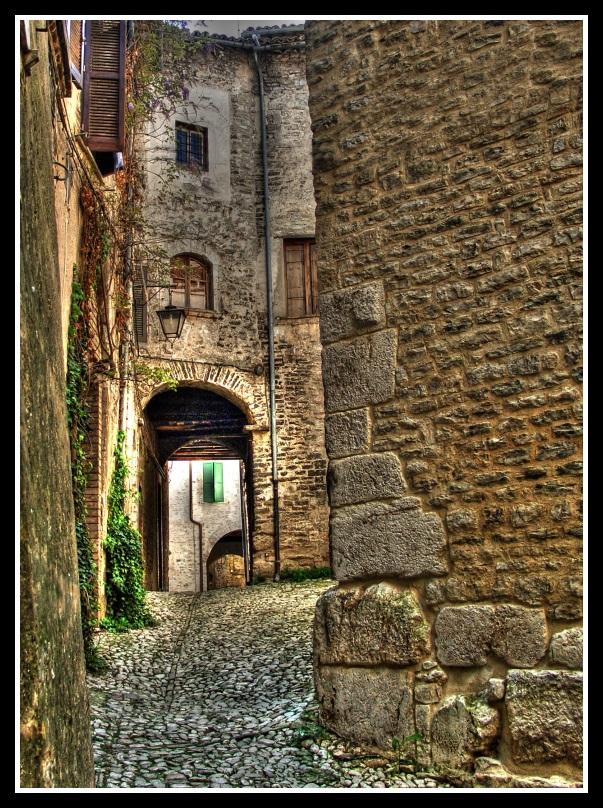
[{"left": 156, "top": 301, "right": 186, "bottom": 341}]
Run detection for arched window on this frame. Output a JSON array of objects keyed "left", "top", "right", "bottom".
[{"left": 170, "top": 254, "right": 212, "bottom": 311}]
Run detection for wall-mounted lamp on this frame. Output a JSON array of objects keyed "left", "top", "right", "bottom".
[{"left": 156, "top": 293, "right": 186, "bottom": 341}]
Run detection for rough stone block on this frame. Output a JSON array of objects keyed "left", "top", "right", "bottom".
[
  {"left": 321, "top": 330, "right": 397, "bottom": 413},
  {"left": 331, "top": 499, "right": 448, "bottom": 581},
  {"left": 431, "top": 695, "right": 500, "bottom": 768},
  {"left": 324, "top": 409, "right": 370, "bottom": 459},
  {"left": 315, "top": 665, "right": 415, "bottom": 749},
  {"left": 506, "top": 670, "right": 583, "bottom": 766},
  {"left": 415, "top": 683, "right": 442, "bottom": 704},
  {"left": 313, "top": 582, "right": 430, "bottom": 666},
  {"left": 549, "top": 628, "right": 583, "bottom": 669},
  {"left": 435, "top": 606, "right": 495, "bottom": 666},
  {"left": 492, "top": 605, "right": 548, "bottom": 667},
  {"left": 328, "top": 452, "right": 406, "bottom": 507},
  {"left": 320, "top": 281, "right": 386, "bottom": 344}
]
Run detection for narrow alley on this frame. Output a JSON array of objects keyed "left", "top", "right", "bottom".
[{"left": 86, "top": 579, "right": 451, "bottom": 790}]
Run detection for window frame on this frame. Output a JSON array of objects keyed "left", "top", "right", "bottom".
[
  {"left": 283, "top": 238, "right": 318, "bottom": 318},
  {"left": 170, "top": 254, "right": 213, "bottom": 312},
  {"left": 175, "top": 121, "right": 209, "bottom": 171}
]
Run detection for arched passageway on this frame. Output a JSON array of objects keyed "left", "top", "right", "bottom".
[
  {"left": 139, "top": 385, "right": 252, "bottom": 592},
  {"left": 206, "top": 531, "right": 245, "bottom": 590}
]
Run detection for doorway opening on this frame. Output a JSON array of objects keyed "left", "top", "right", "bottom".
[{"left": 140, "top": 384, "right": 252, "bottom": 592}]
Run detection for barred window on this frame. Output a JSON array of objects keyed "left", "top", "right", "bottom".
[{"left": 175, "top": 122, "right": 208, "bottom": 171}]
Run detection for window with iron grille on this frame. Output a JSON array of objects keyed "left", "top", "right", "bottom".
[
  {"left": 170, "top": 254, "right": 212, "bottom": 311},
  {"left": 175, "top": 122, "right": 208, "bottom": 171},
  {"left": 284, "top": 238, "right": 318, "bottom": 317}
]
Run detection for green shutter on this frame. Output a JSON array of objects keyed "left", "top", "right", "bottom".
[
  {"left": 213, "top": 462, "right": 224, "bottom": 503},
  {"left": 203, "top": 462, "right": 224, "bottom": 503},
  {"left": 203, "top": 462, "right": 214, "bottom": 503}
]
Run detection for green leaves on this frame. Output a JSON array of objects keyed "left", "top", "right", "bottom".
[{"left": 103, "top": 432, "right": 155, "bottom": 632}]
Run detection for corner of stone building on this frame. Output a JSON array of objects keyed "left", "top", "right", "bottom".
[{"left": 306, "top": 17, "right": 584, "bottom": 787}]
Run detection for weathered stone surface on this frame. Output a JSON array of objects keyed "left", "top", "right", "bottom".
[
  {"left": 330, "top": 500, "right": 448, "bottom": 581},
  {"left": 549, "top": 628, "right": 583, "bottom": 670},
  {"left": 471, "top": 758, "right": 580, "bottom": 789},
  {"left": 328, "top": 452, "right": 406, "bottom": 507},
  {"left": 430, "top": 696, "right": 500, "bottom": 768},
  {"left": 491, "top": 605, "right": 548, "bottom": 667},
  {"left": 320, "top": 281, "right": 386, "bottom": 344},
  {"left": 324, "top": 409, "right": 370, "bottom": 459},
  {"left": 321, "top": 330, "right": 397, "bottom": 413},
  {"left": 313, "top": 582, "right": 430, "bottom": 666},
  {"left": 415, "top": 683, "right": 442, "bottom": 704},
  {"left": 315, "top": 666, "right": 415, "bottom": 749},
  {"left": 505, "top": 670, "right": 583, "bottom": 766},
  {"left": 435, "top": 606, "right": 495, "bottom": 666},
  {"left": 482, "top": 678, "right": 506, "bottom": 703}
]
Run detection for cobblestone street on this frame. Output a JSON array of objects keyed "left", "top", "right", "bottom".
[{"left": 87, "top": 580, "right": 453, "bottom": 790}]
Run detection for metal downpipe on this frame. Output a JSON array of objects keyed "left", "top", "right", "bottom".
[{"left": 252, "top": 36, "right": 280, "bottom": 582}]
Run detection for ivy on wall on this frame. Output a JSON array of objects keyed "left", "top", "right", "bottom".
[
  {"left": 66, "top": 272, "right": 105, "bottom": 672},
  {"left": 102, "top": 431, "right": 155, "bottom": 631}
]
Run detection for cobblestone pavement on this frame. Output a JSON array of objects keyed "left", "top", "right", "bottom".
[{"left": 87, "top": 579, "right": 454, "bottom": 791}]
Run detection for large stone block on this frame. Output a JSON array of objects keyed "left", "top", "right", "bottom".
[
  {"left": 319, "top": 281, "right": 386, "bottom": 344},
  {"left": 315, "top": 665, "right": 415, "bottom": 749},
  {"left": 431, "top": 695, "right": 500, "bottom": 768},
  {"left": 505, "top": 670, "right": 583, "bottom": 765},
  {"left": 330, "top": 499, "right": 448, "bottom": 581},
  {"left": 435, "top": 606, "right": 495, "bottom": 666},
  {"left": 321, "top": 330, "right": 397, "bottom": 413},
  {"left": 313, "top": 582, "right": 430, "bottom": 666},
  {"left": 324, "top": 408, "right": 371, "bottom": 459},
  {"left": 549, "top": 628, "right": 583, "bottom": 670},
  {"left": 328, "top": 452, "right": 406, "bottom": 507},
  {"left": 491, "top": 605, "right": 548, "bottom": 667}
]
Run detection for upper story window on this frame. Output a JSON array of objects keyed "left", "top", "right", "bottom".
[
  {"left": 170, "top": 254, "right": 212, "bottom": 311},
  {"left": 176, "top": 122, "right": 208, "bottom": 171},
  {"left": 284, "top": 238, "right": 318, "bottom": 317}
]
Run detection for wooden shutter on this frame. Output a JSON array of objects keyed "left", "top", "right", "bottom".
[
  {"left": 284, "top": 241, "right": 306, "bottom": 317},
  {"left": 69, "top": 20, "right": 82, "bottom": 80},
  {"left": 284, "top": 239, "right": 317, "bottom": 317},
  {"left": 82, "top": 20, "right": 126, "bottom": 152},
  {"left": 132, "top": 265, "right": 147, "bottom": 344},
  {"left": 213, "top": 463, "right": 224, "bottom": 503},
  {"left": 309, "top": 241, "right": 318, "bottom": 314},
  {"left": 203, "top": 462, "right": 215, "bottom": 503},
  {"left": 203, "top": 462, "right": 224, "bottom": 503}
]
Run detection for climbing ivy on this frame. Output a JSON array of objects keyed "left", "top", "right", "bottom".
[
  {"left": 102, "top": 431, "right": 155, "bottom": 632},
  {"left": 66, "top": 273, "right": 106, "bottom": 672}
]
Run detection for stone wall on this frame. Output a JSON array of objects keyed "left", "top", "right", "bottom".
[
  {"left": 20, "top": 20, "right": 95, "bottom": 788},
  {"left": 137, "top": 32, "right": 329, "bottom": 578},
  {"left": 305, "top": 19, "right": 583, "bottom": 783}
]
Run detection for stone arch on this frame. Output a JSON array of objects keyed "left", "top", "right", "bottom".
[{"left": 139, "top": 362, "right": 268, "bottom": 431}]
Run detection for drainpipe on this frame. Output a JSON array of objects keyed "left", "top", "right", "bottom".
[
  {"left": 252, "top": 35, "right": 280, "bottom": 582},
  {"left": 189, "top": 461, "right": 204, "bottom": 592},
  {"left": 119, "top": 20, "right": 135, "bottom": 436}
]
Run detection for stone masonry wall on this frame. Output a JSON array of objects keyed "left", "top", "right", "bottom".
[
  {"left": 139, "top": 35, "right": 329, "bottom": 578},
  {"left": 305, "top": 19, "right": 583, "bottom": 783},
  {"left": 20, "top": 20, "right": 95, "bottom": 787}
]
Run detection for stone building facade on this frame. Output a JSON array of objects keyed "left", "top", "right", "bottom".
[
  {"left": 133, "top": 25, "right": 330, "bottom": 588},
  {"left": 305, "top": 19, "right": 584, "bottom": 785}
]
